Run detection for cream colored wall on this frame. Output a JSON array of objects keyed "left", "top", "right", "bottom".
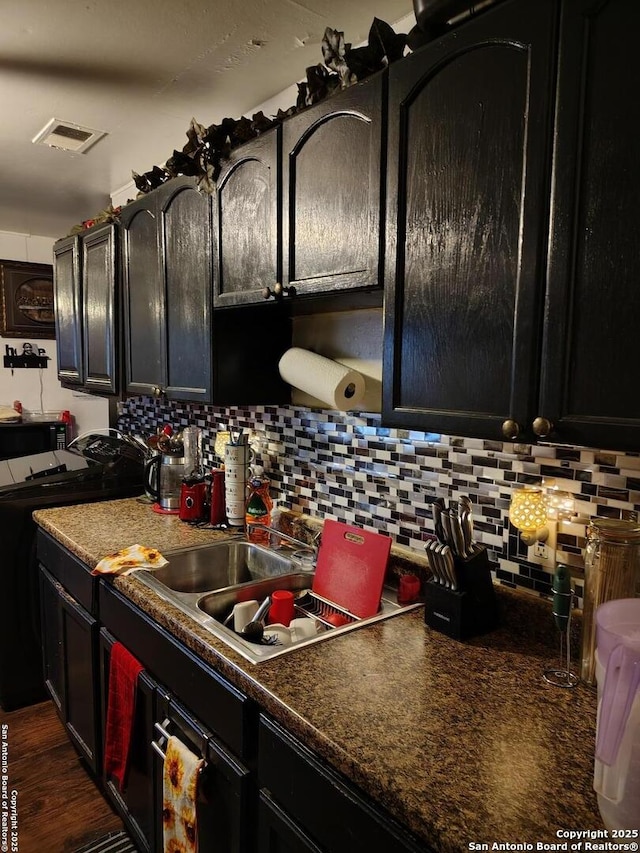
[{"left": 0, "top": 231, "right": 110, "bottom": 438}]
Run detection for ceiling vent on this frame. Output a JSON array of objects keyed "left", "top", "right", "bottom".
[{"left": 32, "top": 118, "right": 107, "bottom": 153}]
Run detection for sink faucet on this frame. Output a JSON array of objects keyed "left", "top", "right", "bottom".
[{"left": 245, "top": 523, "right": 320, "bottom": 558}]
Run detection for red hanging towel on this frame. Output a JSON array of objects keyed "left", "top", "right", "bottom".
[{"left": 104, "top": 642, "right": 144, "bottom": 791}]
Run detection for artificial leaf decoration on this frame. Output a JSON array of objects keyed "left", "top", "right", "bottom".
[
  {"left": 296, "top": 82, "right": 309, "bottom": 110},
  {"left": 197, "top": 161, "right": 216, "bottom": 195},
  {"left": 250, "top": 111, "right": 276, "bottom": 134},
  {"left": 343, "top": 44, "right": 379, "bottom": 80},
  {"left": 367, "top": 17, "right": 407, "bottom": 66},
  {"left": 87, "top": 15, "right": 408, "bottom": 206},
  {"left": 132, "top": 166, "right": 169, "bottom": 194},
  {"left": 185, "top": 117, "right": 208, "bottom": 153},
  {"left": 165, "top": 149, "right": 200, "bottom": 177},
  {"left": 322, "top": 28, "right": 356, "bottom": 88},
  {"left": 305, "top": 64, "right": 341, "bottom": 106}
]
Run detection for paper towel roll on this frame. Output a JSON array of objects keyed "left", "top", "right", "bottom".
[{"left": 278, "top": 348, "right": 366, "bottom": 410}]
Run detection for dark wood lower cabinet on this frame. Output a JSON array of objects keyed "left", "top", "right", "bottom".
[
  {"left": 100, "top": 629, "right": 156, "bottom": 853},
  {"left": 258, "top": 716, "right": 426, "bottom": 853},
  {"left": 39, "top": 565, "right": 100, "bottom": 774},
  {"left": 99, "top": 584, "right": 254, "bottom": 853},
  {"left": 39, "top": 567, "right": 64, "bottom": 715},
  {"left": 258, "top": 791, "right": 323, "bottom": 853},
  {"left": 38, "top": 532, "right": 426, "bottom": 853}
]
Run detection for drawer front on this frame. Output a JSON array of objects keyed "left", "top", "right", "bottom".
[
  {"left": 99, "top": 581, "right": 256, "bottom": 761},
  {"left": 36, "top": 528, "right": 96, "bottom": 613},
  {"left": 259, "top": 716, "right": 425, "bottom": 853}
]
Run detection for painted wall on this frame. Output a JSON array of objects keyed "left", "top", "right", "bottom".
[{"left": 0, "top": 231, "right": 110, "bottom": 438}]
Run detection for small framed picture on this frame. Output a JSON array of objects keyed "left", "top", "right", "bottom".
[{"left": 0, "top": 259, "right": 55, "bottom": 338}]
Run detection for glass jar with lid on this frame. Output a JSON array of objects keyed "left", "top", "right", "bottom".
[{"left": 581, "top": 518, "right": 640, "bottom": 685}]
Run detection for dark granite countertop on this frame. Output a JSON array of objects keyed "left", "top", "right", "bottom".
[{"left": 33, "top": 496, "right": 604, "bottom": 852}]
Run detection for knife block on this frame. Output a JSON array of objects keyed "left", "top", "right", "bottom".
[{"left": 424, "top": 546, "right": 499, "bottom": 641}]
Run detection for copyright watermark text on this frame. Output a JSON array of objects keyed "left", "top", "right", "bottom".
[{"left": 469, "top": 831, "right": 639, "bottom": 853}]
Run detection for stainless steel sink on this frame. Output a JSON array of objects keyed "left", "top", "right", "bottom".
[
  {"left": 132, "top": 538, "right": 421, "bottom": 663},
  {"left": 147, "top": 539, "right": 296, "bottom": 592}
]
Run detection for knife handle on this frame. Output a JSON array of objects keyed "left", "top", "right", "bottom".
[
  {"left": 449, "top": 513, "right": 467, "bottom": 559},
  {"left": 432, "top": 498, "right": 446, "bottom": 544},
  {"left": 440, "top": 510, "right": 453, "bottom": 549}
]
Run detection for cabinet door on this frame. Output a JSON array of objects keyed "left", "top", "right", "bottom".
[
  {"left": 214, "top": 129, "right": 280, "bottom": 307},
  {"left": 383, "top": 0, "right": 557, "bottom": 441},
  {"left": 100, "top": 629, "right": 156, "bottom": 853},
  {"left": 540, "top": 0, "right": 640, "bottom": 451},
  {"left": 82, "top": 224, "right": 118, "bottom": 394},
  {"left": 161, "top": 180, "right": 213, "bottom": 402},
  {"left": 121, "top": 194, "right": 165, "bottom": 397},
  {"left": 53, "top": 235, "right": 83, "bottom": 386},
  {"left": 39, "top": 566, "right": 64, "bottom": 715},
  {"left": 39, "top": 564, "right": 99, "bottom": 773},
  {"left": 258, "top": 716, "right": 423, "bottom": 853},
  {"left": 152, "top": 694, "right": 252, "bottom": 853},
  {"left": 258, "top": 791, "right": 323, "bottom": 853},
  {"left": 282, "top": 73, "right": 384, "bottom": 299},
  {"left": 61, "top": 586, "right": 100, "bottom": 773}
]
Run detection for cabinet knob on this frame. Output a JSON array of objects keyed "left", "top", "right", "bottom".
[
  {"left": 532, "top": 417, "right": 554, "bottom": 438},
  {"left": 501, "top": 419, "right": 521, "bottom": 440},
  {"left": 262, "top": 283, "right": 295, "bottom": 300},
  {"left": 153, "top": 386, "right": 163, "bottom": 398}
]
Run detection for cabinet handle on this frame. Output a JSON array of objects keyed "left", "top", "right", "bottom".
[
  {"left": 262, "top": 283, "right": 295, "bottom": 300},
  {"left": 501, "top": 419, "right": 521, "bottom": 440},
  {"left": 532, "top": 417, "right": 554, "bottom": 438}
]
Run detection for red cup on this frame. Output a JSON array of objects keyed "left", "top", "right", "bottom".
[
  {"left": 398, "top": 574, "right": 421, "bottom": 605},
  {"left": 268, "top": 590, "right": 295, "bottom": 627}
]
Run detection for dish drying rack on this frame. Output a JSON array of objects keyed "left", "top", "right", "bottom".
[{"left": 293, "top": 591, "right": 359, "bottom": 630}]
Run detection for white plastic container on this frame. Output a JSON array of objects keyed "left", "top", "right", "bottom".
[{"left": 594, "top": 598, "right": 640, "bottom": 830}]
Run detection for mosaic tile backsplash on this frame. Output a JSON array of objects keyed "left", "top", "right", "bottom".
[{"left": 118, "top": 397, "right": 640, "bottom": 608}]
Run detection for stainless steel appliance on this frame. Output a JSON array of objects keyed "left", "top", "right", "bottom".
[
  {"left": 144, "top": 452, "right": 186, "bottom": 511},
  {"left": 0, "top": 432, "right": 145, "bottom": 710}
]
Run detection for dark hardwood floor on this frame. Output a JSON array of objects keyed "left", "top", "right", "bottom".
[{"left": 0, "top": 700, "right": 124, "bottom": 853}]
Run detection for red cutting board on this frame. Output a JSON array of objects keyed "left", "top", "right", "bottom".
[{"left": 312, "top": 520, "right": 391, "bottom": 618}]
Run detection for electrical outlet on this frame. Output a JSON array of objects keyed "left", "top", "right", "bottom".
[{"left": 527, "top": 521, "right": 557, "bottom": 567}]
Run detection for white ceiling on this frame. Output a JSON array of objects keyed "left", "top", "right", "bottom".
[{"left": 0, "top": 0, "right": 414, "bottom": 240}]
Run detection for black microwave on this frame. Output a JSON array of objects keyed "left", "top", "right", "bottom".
[{"left": 0, "top": 421, "right": 67, "bottom": 461}]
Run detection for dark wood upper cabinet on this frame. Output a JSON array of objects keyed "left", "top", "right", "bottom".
[
  {"left": 282, "top": 73, "right": 385, "bottom": 301},
  {"left": 539, "top": 0, "right": 640, "bottom": 451},
  {"left": 214, "top": 74, "right": 385, "bottom": 310},
  {"left": 383, "top": 0, "right": 640, "bottom": 452},
  {"left": 383, "top": 0, "right": 557, "bottom": 442},
  {"left": 82, "top": 224, "right": 118, "bottom": 394},
  {"left": 120, "top": 177, "right": 212, "bottom": 402},
  {"left": 53, "top": 236, "right": 84, "bottom": 386},
  {"left": 54, "top": 225, "right": 119, "bottom": 394},
  {"left": 213, "top": 128, "right": 279, "bottom": 307},
  {"left": 121, "top": 176, "right": 290, "bottom": 406}
]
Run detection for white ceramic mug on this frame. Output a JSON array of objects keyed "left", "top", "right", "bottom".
[
  {"left": 224, "top": 443, "right": 254, "bottom": 468},
  {"left": 290, "top": 617, "right": 318, "bottom": 643},
  {"left": 263, "top": 623, "right": 292, "bottom": 645},
  {"left": 232, "top": 600, "right": 258, "bottom": 633}
]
